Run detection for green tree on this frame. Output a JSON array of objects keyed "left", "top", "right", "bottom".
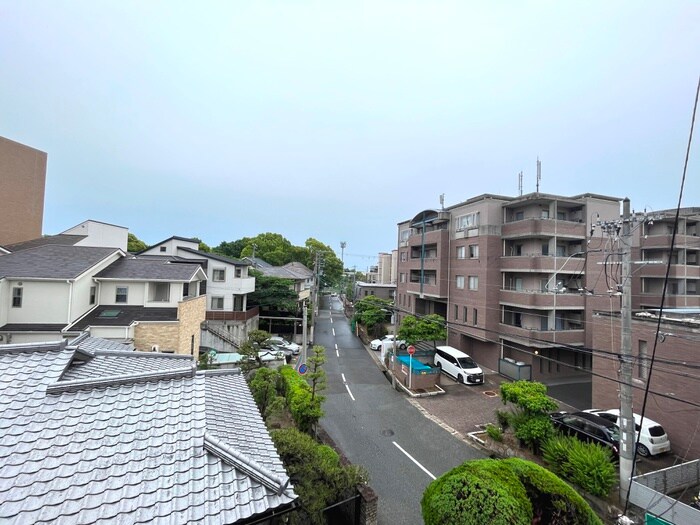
[
  {"left": 237, "top": 329, "right": 273, "bottom": 372},
  {"left": 421, "top": 458, "right": 602, "bottom": 525},
  {"left": 397, "top": 314, "right": 447, "bottom": 346},
  {"left": 249, "top": 367, "right": 286, "bottom": 423},
  {"left": 353, "top": 296, "right": 392, "bottom": 337},
  {"left": 239, "top": 233, "right": 294, "bottom": 266},
  {"left": 271, "top": 427, "right": 368, "bottom": 525},
  {"left": 248, "top": 270, "right": 299, "bottom": 312},
  {"left": 303, "top": 238, "right": 343, "bottom": 287},
  {"left": 214, "top": 238, "right": 250, "bottom": 259},
  {"left": 127, "top": 233, "right": 148, "bottom": 253},
  {"left": 307, "top": 345, "right": 327, "bottom": 402},
  {"left": 192, "top": 237, "right": 211, "bottom": 253},
  {"left": 500, "top": 381, "right": 558, "bottom": 452}
]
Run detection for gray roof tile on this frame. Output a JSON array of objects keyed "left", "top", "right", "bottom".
[
  {"left": 0, "top": 341, "right": 296, "bottom": 524},
  {"left": 0, "top": 245, "right": 120, "bottom": 280},
  {"left": 95, "top": 257, "right": 202, "bottom": 281}
]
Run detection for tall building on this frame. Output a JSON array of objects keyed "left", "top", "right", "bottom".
[
  {"left": 0, "top": 137, "right": 47, "bottom": 246},
  {"left": 395, "top": 192, "right": 622, "bottom": 382}
]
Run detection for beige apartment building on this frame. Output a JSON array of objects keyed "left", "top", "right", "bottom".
[
  {"left": 0, "top": 136, "right": 47, "bottom": 246},
  {"left": 395, "top": 192, "right": 623, "bottom": 382}
]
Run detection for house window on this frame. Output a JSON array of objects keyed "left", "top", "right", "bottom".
[
  {"left": 233, "top": 295, "right": 244, "bottom": 311},
  {"left": 468, "top": 276, "right": 478, "bottom": 290},
  {"left": 183, "top": 282, "right": 190, "bottom": 298},
  {"left": 152, "top": 282, "right": 170, "bottom": 302},
  {"left": 456, "top": 275, "right": 465, "bottom": 289},
  {"left": 455, "top": 212, "right": 480, "bottom": 231},
  {"left": 89, "top": 286, "right": 96, "bottom": 305},
  {"left": 456, "top": 246, "right": 466, "bottom": 259},
  {"left": 12, "top": 287, "right": 22, "bottom": 308},
  {"left": 473, "top": 308, "right": 478, "bottom": 326},
  {"left": 116, "top": 286, "right": 128, "bottom": 303},
  {"left": 211, "top": 296, "right": 224, "bottom": 310},
  {"left": 235, "top": 267, "right": 242, "bottom": 278},
  {"left": 213, "top": 268, "right": 226, "bottom": 282},
  {"left": 469, "top": 244, "right": 479, "bottom": 258},
  {"left": 159, "top": 246, "right": 167, "bottom": 253}
]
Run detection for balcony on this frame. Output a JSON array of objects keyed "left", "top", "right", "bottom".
[
  {"left": 405, "top": 281, "right": 447, "bottom": 299},
  {"left": 500, "top": 289, "right": 585, "bottom": 308},
  {"left": 498, "top": 323, "right": 585, "bottom": 347},
  {"left": 500, "top": 255, "right": 586, "bottom": 273},
  {"left": 641, "top": 234, "right": 700, "bottom": 249},
  {"left": 230, "top": 277, "right": 256, "bottom": 294},
  {"left": 639, "top": 295, "right": 700, "bottom": 309},
  {"left": 502, "top": 218, "right": 586, "bottom": 239},
  {"left": 206, "top": 306, "right": 260, "bottom": 322},
  {"left": 637, "top": 264, "right": 700, "bottom": 279}
]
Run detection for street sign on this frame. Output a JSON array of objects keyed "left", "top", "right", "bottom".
[
  {"left": 298, "top": 363, "right": 308, "bottom": 375},
  {"left": 407, "top": 345, "right": 415, "bottom": 355}
]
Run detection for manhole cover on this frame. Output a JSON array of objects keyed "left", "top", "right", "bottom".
[
  {"left": 483, "top": 390, "right": 498, "bottom": 398},
  {"left": 381, "top": 429, "right": 395, "bottom": 437}
]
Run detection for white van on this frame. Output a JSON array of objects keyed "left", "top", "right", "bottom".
[{"left": 434, "top": 346, "right": 484, "bottom": 385}]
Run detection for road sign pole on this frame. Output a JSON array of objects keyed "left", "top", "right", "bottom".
[{"left": 407, "top": 345, "right": 416, "bottom": 390}]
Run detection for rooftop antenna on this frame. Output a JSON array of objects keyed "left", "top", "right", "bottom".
[
  {"left": 536, "top": 157, "right": 542, "bottom": 193},
  {"left": 518, "top": 171, "right": 523, "bottom": 196},
  {"left": 439, "top": 193, "right": 445, "bottom": 210}
]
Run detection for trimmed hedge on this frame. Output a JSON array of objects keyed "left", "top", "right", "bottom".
[{"left": 279, "top": 365, "right": 324, "bottom": 433}]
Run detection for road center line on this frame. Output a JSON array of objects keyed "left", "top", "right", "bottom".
[
  {"left": 341, "top": 374, "right": 355, "bottom": 401},
  {"left": 332, "top": 328, "right": 336, "bottom": 337},
  {"left": 392, "top": 441, "right": 436, "bottom": 480}
]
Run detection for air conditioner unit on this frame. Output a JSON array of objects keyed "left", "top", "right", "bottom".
[{"left": 151, "top": 344, "right": 159, "bottom": 352}]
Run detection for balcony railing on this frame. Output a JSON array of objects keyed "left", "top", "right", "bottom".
[
  {"left": 502, "top": 218, "right": 587, "bottom": 239},
  {"left": 498, "top": 323, "right": 585, "bottom": 347},
  {"left": 206, "top": 306, "right": 260, "bottom": 322},
  {"left": 500, "top": 289, "right": 585, "bottom": 308}
]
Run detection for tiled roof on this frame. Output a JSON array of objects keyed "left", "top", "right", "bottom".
[
  {"left": 246, "top": 257, "right": 312, "bottom": 280},
  {"left": 68, "top": 306, "right": 179, "bottom": 331},
  {"left": 178, "top": 247, "right": 249, "bottom": 267},
  {"left": 4, "top": 234, "right": 87, "bottom": 252},
  {"left": 0, "top": 323, "right": 67, "bottom": 332},
  {"left": 70, "top": 335, "right": 135, "bottom": 352},
  {"left": 0, "top": 339, "right": 296, "bottom": 524},
  {"left": 0, "top": 245, "right": 120, "bottom": 280},
  {"left": 95, "top": 256, "right": 203, "bottom": 281}
]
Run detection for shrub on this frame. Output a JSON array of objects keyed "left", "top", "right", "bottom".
[
  {"left": 496, "top": 409, "right": 511, "bottom": 430},
  {"left": 500, "top": 381, "right": 559, "bottom": 415},
  {"left": 279, "top": 366, "right": 324, "bottom": 433},
  {"left": 512, "top": 414, "right": 555, "bottom": 453},
  {"left": 542, "top": 434, "right": 617, "bottom": 498},
  {"left": 486, "top": 424, "right": 504, "bottom": 442}
]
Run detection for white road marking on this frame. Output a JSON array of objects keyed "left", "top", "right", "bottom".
[
  {"left": 392, "top": 441, "right": 436, "bottom": 480},
  {"left": 341, "top": 373, "right": 355, "bottom": 401},
  {"left": 332, "top": 328, "right": 336, "bottom": 337},
  {"left": 330, "top": 317, "right": 333, "bottom": 324}
]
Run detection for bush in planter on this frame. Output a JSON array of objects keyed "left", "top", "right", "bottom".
[
  {"left": 495, "top": 409, "right": 511, "bottom": 430},
  {"left": 542, "top": 435, "right": 617, "bottom": 498},
  {"left": 486, "top": 423, "right": 503, "bottom": 442}
]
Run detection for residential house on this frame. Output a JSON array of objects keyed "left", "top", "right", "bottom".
[
  {"left": 0, "top": 334, "right": 297, "bottom": 524},
  {"left": 354, "top": 281, "right": 396, "bottom": 302},
  {"left": 0, "top": 136, "right": 47, "bottom": 246},
  {"left": 140, "top": 237, "right": 258, "bottom": 346},
  {"left": 3, "top": 219, "right": 128, "bottom": 253},
  {"left": 0, "top": 245, "right": 124, "bottom": 344},
  {"left": 67, "top": 255, "right": 207, "bottom": 356},
  {"left": 245, "top": 257, "right": 314, "bottom": 303}
]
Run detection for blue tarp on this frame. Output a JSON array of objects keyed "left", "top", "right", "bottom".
[{"left": 396, "top": 355, "right": 432, "bottom": 371}]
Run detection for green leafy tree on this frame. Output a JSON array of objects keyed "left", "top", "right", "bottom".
[
  {"left": 303, "top": 238, "right": 343, "bottom": 287},
  {"left": 249, "top": 367, "right": 286, "bottom": 423},
  {"left": 237, "top": 329, "right": 273, "bottom": 372},
  {"left": 214, "top": 238, "right": 251, "bottom": 259},
  {"left": 271, "top": 427, "right": 368, "bottom": 525},
  {"left": 192, "top": 237, "right": 211, "bottom": 253},
  {"left": 397, "top": 314, "right": 447, "bottom": 346},
  {"left": 352, "top": 296, "right": 392, "bottom": 337},
  {"left": 307, "top": 345, "right": 327, "bottom": 402},
  {"left": 239, "top": 233, "right": 294, "bottom": 266},
  {"left": 421, "top": 458, "right": 602, "bottom": 525},
  {"left": 197, "top": 350, "right": 215, "bottom": 370},
  {"left": 127, "top": 233, "right": 148, "bottom": 253},
  {"left": 500, "top": 381, "right": 558, "bottom": 452},
  {"left": 248, "top": 270, "right": 299, "bottom": 312}
]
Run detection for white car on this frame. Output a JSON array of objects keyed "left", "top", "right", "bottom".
[
  {"left": 584, "top": 408, "right": 671, "bottom": 457},
  {"left": 267, "top": 336, "right": 301, "bottom": 355},
  {"left": 369, "top": 335, "right": 407, "bottom": 351}
]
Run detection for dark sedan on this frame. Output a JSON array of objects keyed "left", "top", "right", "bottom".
[{"left": 550, "top": 411, "right": 620, "bottom": 458}]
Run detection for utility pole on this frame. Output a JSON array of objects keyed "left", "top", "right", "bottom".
[
  {"left": 340, "top": 241, "right": 346, "bottom": 269},
  {"left": 619, "top": 197, "right": 635, "bottom": 503},
  {"left": 302, "top": 301, "right": 308, "bottom": 363}
]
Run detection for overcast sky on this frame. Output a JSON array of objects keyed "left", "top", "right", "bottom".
[{"left": 1, "top": 1, "right": 698, "bottom": 271}]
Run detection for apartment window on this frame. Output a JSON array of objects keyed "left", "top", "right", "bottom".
[
  {"left": 463, "top": 306, "right": 468, "bottom": 322},
  {"left": 469, "top": 244, "right": 479, "bottom": 258},
  {"left": 400, "top": 273, "right": 406, "bottom": 283},
  {"left": 456, "top": 246, "right": 466, "bottom": 259},
  {"left": 455, "top": 212, "right": 480, "bottom": 230},
  {"left": 556, "top": 245, "right": 566, "bottom": 257},
  {"left": 541, "top": 243, "right": 549, "bottom": 256},
  {"left": 454, "top": 304, "right": 459, "bottom": 320},
  {"left": 159, "top": 246, "right": 167, "bottom": 253},
  {"left": 456, "top": 275, "right": 465, "bottom": 289},
  {"left": 473, "top": 308, "right": 478, "bottom": 326},
  {"left": 116, "top": 287, "right": 128, "bottom": 303},
  {"left": 468, "top": 276, "right": 478, "bottom": 290},
  {"left": 89, "top": 286, "right": 96, "bottom": 305},
  {"left": 213, "top": 268, "right": 226, "bottom": 282},
  {"left": 541, "top": 209, "right": 550, "bottom": 219},
  {"left": 400, "top": 251, "right": 408, "bottom": 262},
  {"left": 211, "top": 296, "right": 224, "bottom": 310},
  {"left": 400, "top": 229, "right": 411, "bottom": 242},
  {"left": 12, "top": 287, "right": 22, "bottom": 308},
  {"left": 235, "top": 267, "right": 242, "bottom": 278},
  {"left": 515, "top": 211, "right": 524, "bottom": 221}
]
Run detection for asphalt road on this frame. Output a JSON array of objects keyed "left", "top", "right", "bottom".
[{"left": 317, "top": 295, "right": 486, "bottom": 525}]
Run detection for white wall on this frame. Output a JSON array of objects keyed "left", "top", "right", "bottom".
[
  {"left": 70, "top": 252, "right": 124, "bottom": 322},
  {"left": 141, "top": 238, "right": 199, "bottom": 256},
  {"left": 87, "top": 325, "right": 134, "bottom": 340},
  {"left": 99, "top": 281, "right": 146, "bottom": 306},
  {"left": 6, "top": 280, "right": 71, "bottom": 323},
  {"left": 63, "top": 220, "right": 128, "bottom": 251}
]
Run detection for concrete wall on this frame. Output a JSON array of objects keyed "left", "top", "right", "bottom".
[{"left": 0, "top": 136, "right": 47, "bottom": 246}]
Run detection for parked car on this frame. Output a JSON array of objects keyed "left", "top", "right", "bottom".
[
  {"left": 369, "top": 335, "right": 407, "bottom": 351},
  {"left": 584, "top": 408, "right": 671, "bottom": 457},
  {"left": 433, "top": 346, "right": 484, "bottom": 385},
  {"left": 550, "top": 411, "right": 620, "bottom": 458},
  {"left": 267, "top": 336, "right": 300, "bottom": 355}
]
